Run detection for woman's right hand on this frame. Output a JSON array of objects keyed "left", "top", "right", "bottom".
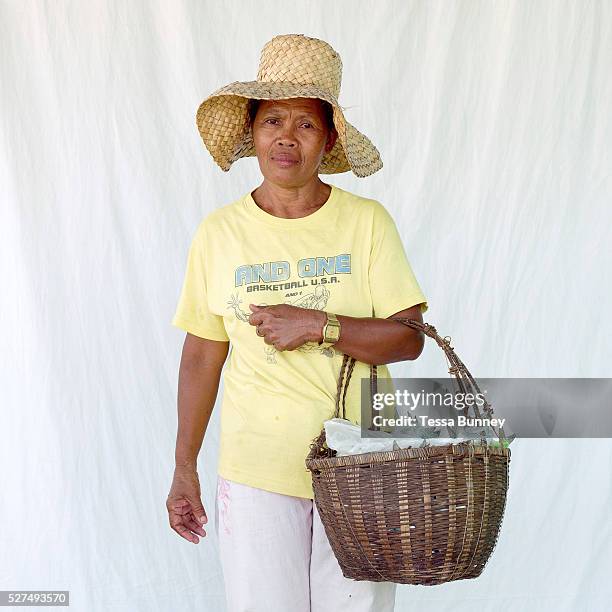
[{"left": 166, "top": 466, "right": 208, "bottom": 544}]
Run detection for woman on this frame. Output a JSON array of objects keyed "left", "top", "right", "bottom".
[{"left": 166, "top": 34, "right": 428, "bottom": 612}]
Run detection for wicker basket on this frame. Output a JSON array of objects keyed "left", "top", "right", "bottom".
[{"left": 305, "top": 318, "right": 511, "bottom": 585}]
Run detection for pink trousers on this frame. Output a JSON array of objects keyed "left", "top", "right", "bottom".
[{"left": 214, "top": 474, "right": 397, "bottom": 612}]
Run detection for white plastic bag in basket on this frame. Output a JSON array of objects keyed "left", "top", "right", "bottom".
[{"left": 323, "top": 418, "right": 495, "bottom": 457}]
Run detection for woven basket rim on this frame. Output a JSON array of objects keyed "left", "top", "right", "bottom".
[{"left": 306, "top": 435, "right": 511, "bottom": 470}]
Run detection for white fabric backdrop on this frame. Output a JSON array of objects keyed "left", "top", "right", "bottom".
[{"left": 1, "top": 1, "right": 611, "bottom": 610}]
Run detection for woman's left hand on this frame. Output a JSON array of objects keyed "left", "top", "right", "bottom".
[{"left": 248, "top": 303, "right": 325, "bottom": 351}]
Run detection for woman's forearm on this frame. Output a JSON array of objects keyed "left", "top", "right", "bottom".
[
  {"left": 308, "top": 312, "right": 424, "bottom": 366},
  {"left": 175, "top": 338, "right": 228, "bottom": 469}
]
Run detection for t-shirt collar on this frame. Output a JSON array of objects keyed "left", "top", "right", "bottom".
[{"left": 243, "top": 183, "right": 340, "bottom": 228}]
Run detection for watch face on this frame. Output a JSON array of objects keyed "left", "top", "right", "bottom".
[{"left": 325, "top": 322, "right": 341, "bottom": 342}]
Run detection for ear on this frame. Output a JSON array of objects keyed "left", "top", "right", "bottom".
[{"left": 325, "top": 127, "right": 338, "bottom": 153}]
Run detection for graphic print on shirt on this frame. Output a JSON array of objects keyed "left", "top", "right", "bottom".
[{"left": 226, "top": 253, "right": 351, "bottom": 364}]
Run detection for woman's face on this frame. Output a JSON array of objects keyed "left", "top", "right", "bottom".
[{"left": 251, "top": 97, "right": 338, "bottom": 187}]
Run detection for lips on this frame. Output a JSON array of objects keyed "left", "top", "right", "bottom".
[{"left": 271, "top": 154, "right": 299, "bottom": 164}]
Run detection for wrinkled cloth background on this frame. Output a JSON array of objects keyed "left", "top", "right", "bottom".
[{"left": 1, "top": 1, "right": 611, "bottom": 611}]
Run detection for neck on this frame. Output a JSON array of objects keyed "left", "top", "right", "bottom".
[{"left": 251, "top": 179, "right": 332, "bottom": 219}]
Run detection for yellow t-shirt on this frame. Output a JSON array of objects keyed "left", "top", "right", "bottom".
[{"left": 171, "top": 183, "right": 428, "bottom": 499}]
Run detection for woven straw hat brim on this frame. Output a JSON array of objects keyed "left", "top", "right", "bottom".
[{"left": 196, "top": 80, "right": 383, "bottom": 178}]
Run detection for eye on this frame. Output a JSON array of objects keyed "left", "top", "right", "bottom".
[
  {"left": 264, "top": 118, "right": 279, "bottom": 125},
  {"left": 301, "top": 122, "right": 313, "bottom": 128}
]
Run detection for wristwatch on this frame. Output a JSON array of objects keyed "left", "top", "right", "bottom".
[{"left": 318, "top": 312, "right": 341, "bottom": 349}]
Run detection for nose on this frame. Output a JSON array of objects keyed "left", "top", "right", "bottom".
[{"left": 276, "top": 124, "right": 297, "bottom": 147}]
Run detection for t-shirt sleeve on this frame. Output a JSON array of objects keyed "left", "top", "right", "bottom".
[
  {"left": 368, "top": 202, "right": 429, "bottom": 319},
  {"left": 171, "top": 219, "right": 229, "bottom": 341}
]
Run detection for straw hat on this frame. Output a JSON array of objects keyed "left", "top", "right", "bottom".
[{"left": 195, "top": 34, "right": 383, "bottom": 178}]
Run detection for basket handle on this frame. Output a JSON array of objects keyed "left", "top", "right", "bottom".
[{"left": 333, "top": 318, "right": 509, "bottom": 444}]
